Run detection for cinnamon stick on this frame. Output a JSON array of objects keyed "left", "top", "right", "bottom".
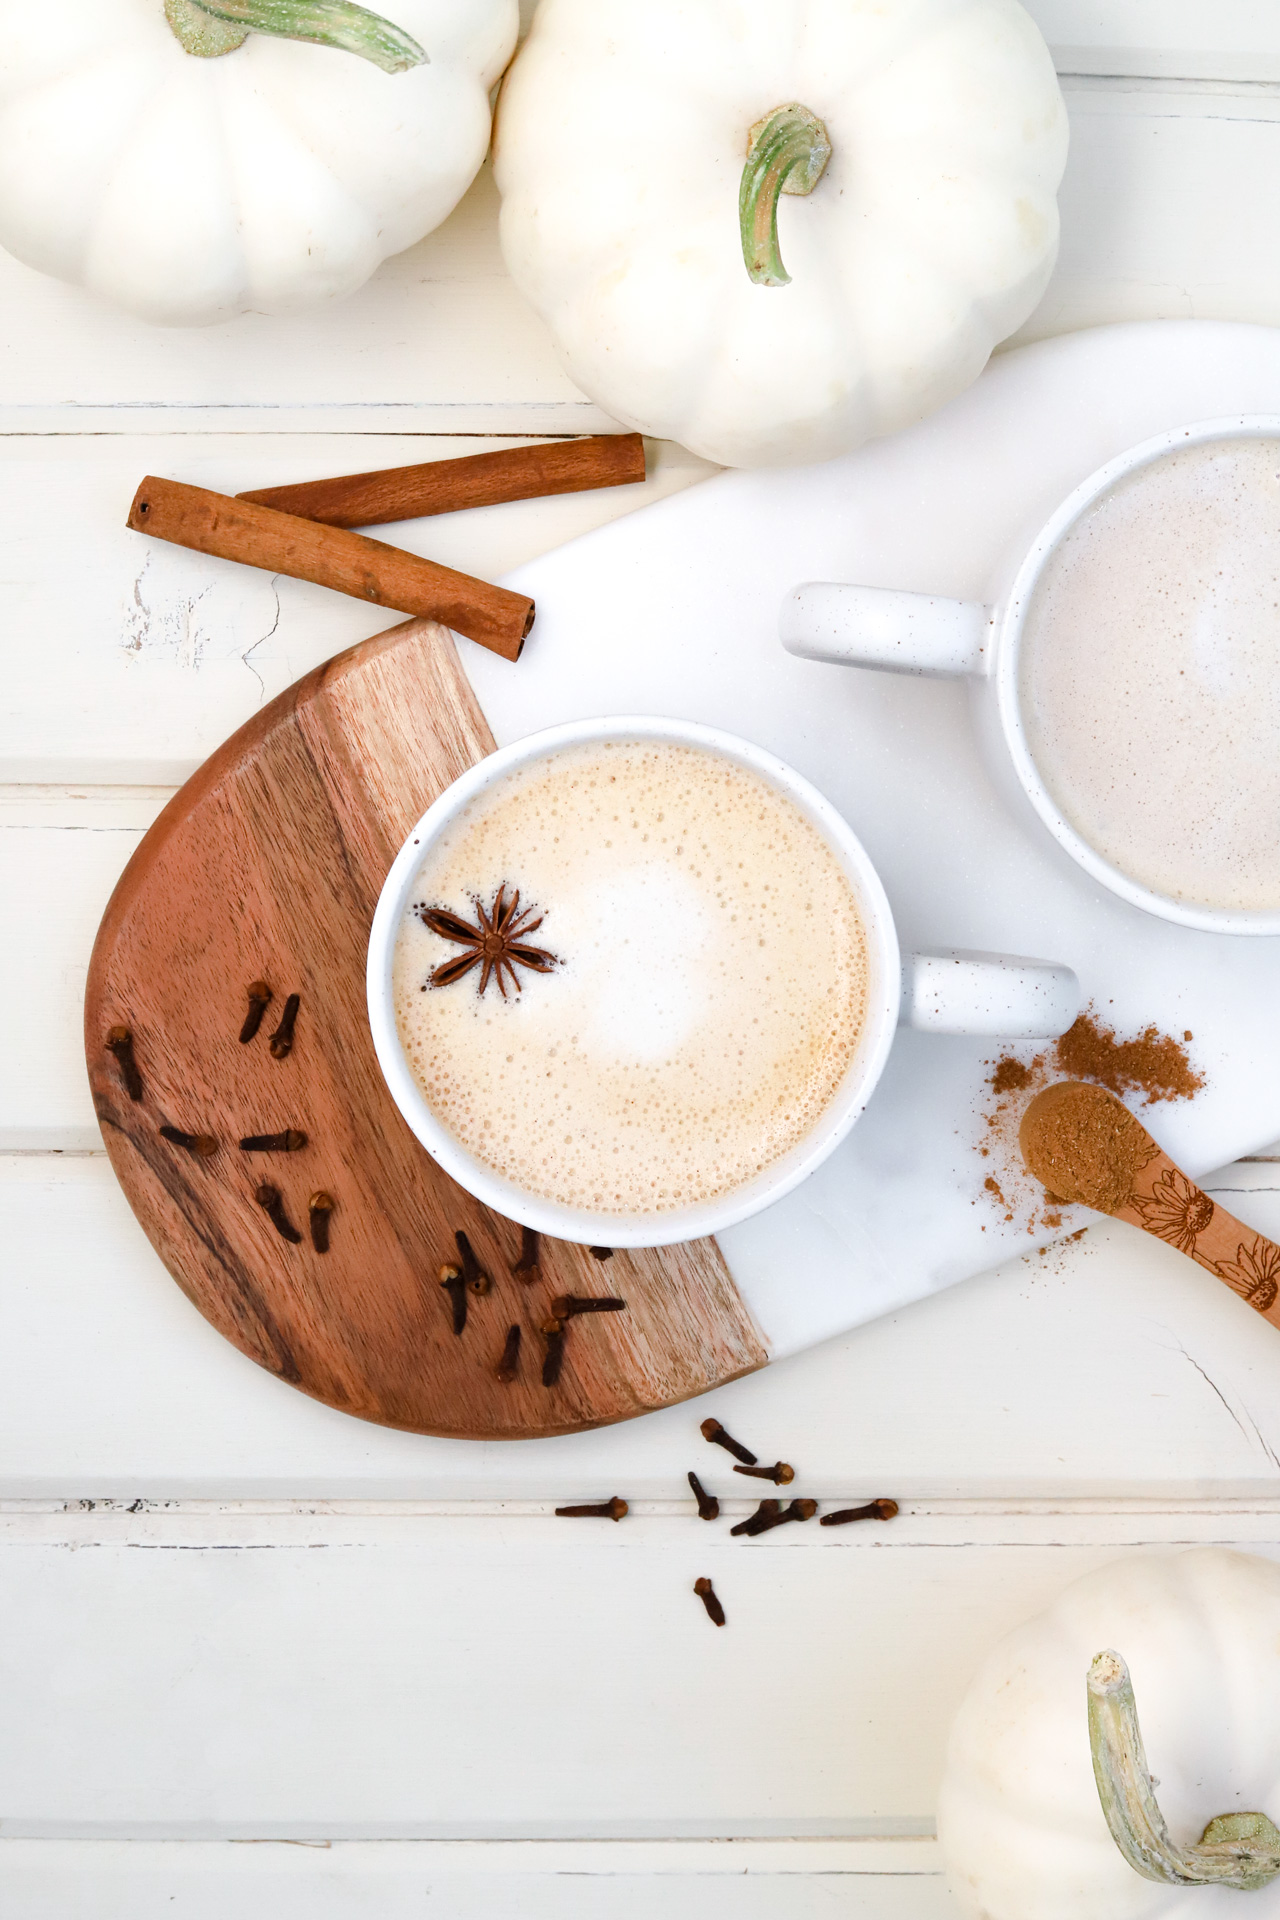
[
  {"left": 237, "top": 433, "right": 647, "bottom": 529},
  {"left": 126, "top": 477, "right": 535, "bottom": 662}
]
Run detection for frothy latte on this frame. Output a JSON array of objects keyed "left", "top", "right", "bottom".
[
  {"left": 392, "top": 739, "right": 868, "bottom": 1216},
  {"left": 1020, "top": 436, "right": 1280, "bottom": 912}
]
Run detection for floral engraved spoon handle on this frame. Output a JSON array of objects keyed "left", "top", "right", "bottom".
[{"left": 1020, "top": 1080, "right": 1280, "bottom": 1326}]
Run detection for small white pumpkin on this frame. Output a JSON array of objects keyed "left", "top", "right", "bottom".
[
  {"left": 0, "top": 0, "right": 517, "bottom": 325},
  {"left": 493, "top": 0, "right": 1068, "bottom": 468},
  {"left": 938, "top": 1549, "right": 1280, "bottom": 1918}
]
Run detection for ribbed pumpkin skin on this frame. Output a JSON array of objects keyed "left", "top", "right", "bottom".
[
  {"left": 0, "top": 0, "right": 517, "bottom": 325},
  {"left": 494, "top": 0, "right": 1068, "bottom": 468},
  {"left": 938, "top": 1549, "right": 1280, "bottom": 1919}
]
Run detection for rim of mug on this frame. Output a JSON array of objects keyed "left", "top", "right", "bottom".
[
  {"left": 366, "top": 714, "right": 902, "bottom": 1249},
  {"left": 993, "top": 413, "right": 1280, "bottom": 937}
]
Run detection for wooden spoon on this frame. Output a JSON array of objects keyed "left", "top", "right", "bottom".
[{"left": 1020, "top": 1080, "right": 1280, "bottom": 1327}]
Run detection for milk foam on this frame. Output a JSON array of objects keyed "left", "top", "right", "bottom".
[
  {"left": 1020, "top": 437, "right": 1280, "bottom": 911},
  {"left": 392, "top": 740, "right": 868, "bottom": 1216}
]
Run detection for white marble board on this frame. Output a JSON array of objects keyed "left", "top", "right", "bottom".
[{"left": 462, "top": 320, "right": 1280, "bottom": 1359}]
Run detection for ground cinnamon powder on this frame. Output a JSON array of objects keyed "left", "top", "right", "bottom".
[
  {"left": 1052, "top": 1013, "right": 1204, "bottom": 1103},
  {"left": 1018, "top": 1081, "right": 1154, "bottom": 1214},
  {"left": 977, "top": 1006, "right": 1203, "bottom": 1233}
]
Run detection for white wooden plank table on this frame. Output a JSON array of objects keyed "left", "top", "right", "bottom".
[{"left": 5, "top": 6, "right": 1280, "bottom": 1911}]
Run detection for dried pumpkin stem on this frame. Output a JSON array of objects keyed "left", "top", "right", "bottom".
[
  {"left": 739, "top": 102, "right": 830, "bottom": 288},
  {"left": 164, "top": 0, "right": 427, "bottom": 71},
  {"left": 1087, "top": 1649, "right": 1280, "bottom": 1889}
]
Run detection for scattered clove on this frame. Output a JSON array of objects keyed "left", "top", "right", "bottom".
[
  {"left": 308, "top": 1191, "right": 335, "bottom": 1253},
  {"left": 542, "top": 1322, "right": 565, "bottom": 1387},
  {"left": 496, "top": 1324, "right": 522, "bottom": 1383},
  {"left": 730, "top": 1499, "right": 781, "bottom": 1537},
  {"left": 737, "top": 1497, "right": 816, "bottom": 1537},
  {"left": 105, "top": 1025, "right": 144, "bottom": 1102},
  {"left": 255, "top": 1184, "right": 301, "bottom": 1244},
  {"left": 239, "top": 980, "right": 273, "bottom": 1044},
  {"left": 551, "top": 1295, "right": 626, "bottom": 1319},
  {"left": 589, "top": 1246, "right": 614, "bottom": 1261},
  {"left": 688, "top": 1471, "right": 719, "bottom": 1521},
  {"left": 269, "top": 992, "right": 300, "bottom": 1060},
  {"left": 439, "top": 1263, "right": 467, "bottom": 1335},
  {"left": 700, "top": 1417, "right": 757, "bottom": 1466},
  {"left": 239, "top": 1129, "right": 307, "bottom": 1152},
  {"left": 820, "top": 1499, "right": 899, "bottom": 1527},
  {"left": 693, "top": 1577, "right": 725, "bottom": 1626},
  {"left": 512, "top": 1225, "right": 540, "bottom": 1280},
  {"left": 733, "top": 1460, "right": 794, "bottom": 1486},
  {"left": 159, "top": 1124, "right": 217, "bottom": 1158},
  {"left": 555, "top": 1497, "right": 628, "bottom": 1520},
  {"left": 455, "top": 1229, "right": 491, "bottom": 1295}
]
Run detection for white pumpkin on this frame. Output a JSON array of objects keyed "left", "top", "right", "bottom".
[
  {"left": 938, "top": 1550, "right": 1280, "bottom": 1918},
  {"left": 0, "top": 0, "right": 517, "bottom": 325},
  {"left": 493, "top": 0, "right": 1068, "bottom": 469}
]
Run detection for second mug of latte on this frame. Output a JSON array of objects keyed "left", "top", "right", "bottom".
[
  {"left": 781, "top": 416, "right": 1280, "bottom": 936},
  {"left": 368, "top": 718, "right": 1079, "bottom": 1250}
]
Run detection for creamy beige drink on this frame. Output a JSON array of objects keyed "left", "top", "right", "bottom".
[
  {"left": 1020, "top": 436, "right": 1280, "bottom": 911},
  {"left": 392, "top": 739, "right": 868, "bottom": 1216}
]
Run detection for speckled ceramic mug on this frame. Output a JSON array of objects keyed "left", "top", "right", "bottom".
[{"left": 367, "top": 716, "right": 1079, "bottom": 1249}]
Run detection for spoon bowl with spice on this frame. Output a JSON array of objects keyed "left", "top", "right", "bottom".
[{"left": 1020, "top": 1080, "right": 1280, "bottom": 1326}]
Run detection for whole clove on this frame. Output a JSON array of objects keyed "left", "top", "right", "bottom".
[
  {"left": 308, "top": 1191, "right": 335, "bottom": 1253},
  {"left": 551, "top": 1295, "right": 626, "bottom": 1319},
  {"left": 693, "top": 1577, "right": 725, "bottom": 1626},
  {"left": 255, "top": 1184, "right": 301, "bottom": 1244},
  {"left": 700, "top": 1417, "right": 757, "bottom": 1466},
  {"left": 159, "top": 1124, "right": 217, "bottom": 1158},
  {"left": 555, "top": 1497, "right": 628, "bottom": 1520},
  {"left": 496, "top": 1324, "right": 522, "bottom": 1383},
  {"left": 239, "top": 1129, "right": 307, "bottom": 1152},
  {"left": 730, "top": 1499, "right": 781, "bottom": 1537},
  {"left": 733, "top": 1460, "right": 794, "bottom": 1486},
  {"left": 269, "top": 993, "right": 300, "bottom": 1060},
  {"left": 105, "top": 1025, "right": 144, "bottom": 1102},
  {"left": 239, "top": 980, "right": 273, "bottom": 1044},
  {"left": 542, "top": 1323, "right": 565, "bottom": 1387},
  {"left": 589, "top": 1246, "right": 614, "bottom": 1261},
  {"left": 736, "top": 1497, "right": 816, "bottom": 1537},
  {"left": 439, "top": 1263, "right": 467, "bottom": 1335},
  {"left": 688, "top": 1471, "right": 719, "bottom": 1521},
  {"left": 454, "top": 1229, "right": 491, "bottom": 1295},
  {"left": 512, "top": 1225, "right": 540, "bottom": 1280},
  {"left": 820, "top": 1499, "right": 900, "bottom": 1527}
]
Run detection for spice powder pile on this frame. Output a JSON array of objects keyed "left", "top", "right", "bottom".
[{"left": 978, "top": 1008, "right": 1203, "bottom": 1234}]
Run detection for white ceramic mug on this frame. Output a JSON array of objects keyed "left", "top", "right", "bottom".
[
  {"left": 780, "top": 414, "right": 1280, "bottom": 937},
  {"left": 367, "top": 717, "right": 1080, "bottom": 1249}
]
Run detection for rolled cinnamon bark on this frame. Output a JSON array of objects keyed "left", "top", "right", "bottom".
[
  {"left": 126, "top": 478, "right": 535, "bottom": 662},
  {"left": 237, "top": 433, "right": 647, "bottom": 529}
]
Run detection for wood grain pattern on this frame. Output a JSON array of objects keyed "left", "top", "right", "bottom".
[
  {"left": 126, "top": 478, "right": 536, "bottom": 660},
  {"left": 1116, "top": 1148, "right": 1280, "bottom": 1329},
  {"left": 83, "top": 618, "right": 766, "bottom": 1439},
  {"left": 238, "top": 434, "right": 647, "bottom": 529}
]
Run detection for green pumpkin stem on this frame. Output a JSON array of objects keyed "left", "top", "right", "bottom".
[
  {"left": 164, "top": 0, "right": 427, "bottom": 72},
  {"left": 1087, "top": 1650, "right": 1280, "bottom": 1889},
  {"left": 738, "top": 103, "right": 830, "bottom": 288}
]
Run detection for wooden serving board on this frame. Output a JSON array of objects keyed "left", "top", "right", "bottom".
[{"left": 84, "top": 617, "right": 767, "bottom": 1439}]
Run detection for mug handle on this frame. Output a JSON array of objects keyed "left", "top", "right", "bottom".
[
  {"left": 901, "top": 949, "right": 1079, "bottom": 1037},
  {"left": 781, "top": 584, "right": 995, "bottom": 678}
]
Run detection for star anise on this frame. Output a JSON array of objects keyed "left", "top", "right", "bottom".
[{"left": 419, "top": 885, "right": 557, "bottom": 999}]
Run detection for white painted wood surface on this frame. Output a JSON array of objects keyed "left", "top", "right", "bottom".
[{"left": 6, "top": 10, "right": 1280, "bottom": 1913}]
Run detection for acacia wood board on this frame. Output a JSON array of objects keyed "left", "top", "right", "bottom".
[{"left": 84, "top": 617, "right": 767, "bottom": 1439}]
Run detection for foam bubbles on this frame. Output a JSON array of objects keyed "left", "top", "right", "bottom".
[{"left": 392, "top": 740, "right": 868, "bottom": 1215}]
